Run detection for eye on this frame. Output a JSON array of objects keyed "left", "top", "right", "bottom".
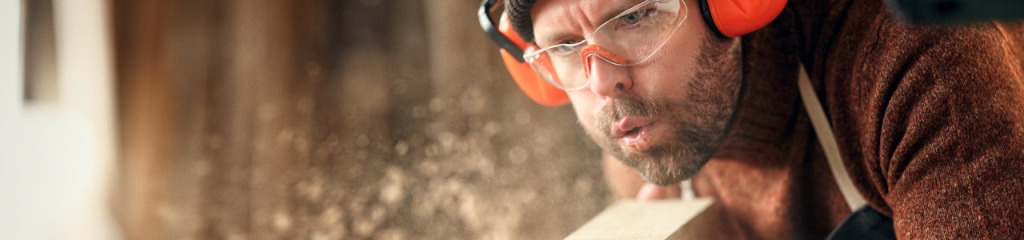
[
  {"left": 549, "top": 40, "right": 582, "bottom": 56},
  {"left": 619, "top": 8, "right": 651, "bottom": 25},
  {"left": 555, "top": 41, "right": 577, "bottom": 52}
]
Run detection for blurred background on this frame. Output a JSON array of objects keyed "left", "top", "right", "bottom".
[{"left": 1, "top": 0, "right": 612, "bottom": 239}]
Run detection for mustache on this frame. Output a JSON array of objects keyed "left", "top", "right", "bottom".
[{"left": 595, "top": 95, "right": 668, "bottom": 134}]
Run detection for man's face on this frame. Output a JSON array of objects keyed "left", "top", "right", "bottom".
[{"left": 530, "top": 0, "right": 743, "bottom": 185}]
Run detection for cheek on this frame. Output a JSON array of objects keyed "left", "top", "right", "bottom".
[
  {"left": 631, "top": 48, "right": 700, "bottom": 104},
  {"left": 631, "top": 20, "right": 706, "bottom": 99},
  {"left": 568, "top": 91, "right": 599, "bottom": 130}
]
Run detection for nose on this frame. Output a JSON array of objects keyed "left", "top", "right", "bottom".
[{"left": 581, "top": 45, "right": 632, "bottom": 98}]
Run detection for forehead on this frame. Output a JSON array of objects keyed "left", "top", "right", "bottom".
[{"left": 530, "top": 0, "right": 644, "bottom": 45}]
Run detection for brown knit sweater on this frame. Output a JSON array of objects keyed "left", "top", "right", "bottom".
[{"left": 690, "top": 0, "right": 1024, "bottom": 238}]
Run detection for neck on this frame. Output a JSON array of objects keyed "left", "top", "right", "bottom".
[{"left": 691, "top": 50, "right": 807, "bottom": 238}]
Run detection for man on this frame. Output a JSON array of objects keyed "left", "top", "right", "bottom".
[{"left": 487, "top": 0, "right": 1024, "bottom": 238}]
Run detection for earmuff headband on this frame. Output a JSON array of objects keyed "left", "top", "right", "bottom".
[
  {"left": 699, "top": 0, "right": 726, "bottom": 38},
  {"left": 479, "top": 0, "right": 525, "bottom": 63}
]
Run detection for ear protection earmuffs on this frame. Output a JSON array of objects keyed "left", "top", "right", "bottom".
[
  {"left": 479, "top": 0, "right": 788, "bottom": 106},
  {"left": 479, "top": 0, "right": 570, "bottom": 106},
  {"left": 700, "top": 0, "right": 788, "bottom": 38}
]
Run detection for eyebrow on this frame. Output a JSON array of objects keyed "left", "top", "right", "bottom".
[{"left": 539, "top": 0, "right": 646, "bottom": 47}]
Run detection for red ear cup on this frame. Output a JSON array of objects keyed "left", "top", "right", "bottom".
[
  {"left": 497, "top": 13, "right": 570, "bottom": 107},
  {"left": 701, "top": 0, "right": 788, "bottom": 38}
]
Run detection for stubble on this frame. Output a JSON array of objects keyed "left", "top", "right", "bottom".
[{"left": 590, "top": 33, "right": 743, "bottom": 185}]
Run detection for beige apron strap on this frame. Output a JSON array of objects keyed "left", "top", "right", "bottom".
[{"left": 797, "top": 63, "right": 867, "bottom": 211}]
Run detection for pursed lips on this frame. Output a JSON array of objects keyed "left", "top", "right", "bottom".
[{"left": 612, "top": 117, "right": 658, "bottom": 152}]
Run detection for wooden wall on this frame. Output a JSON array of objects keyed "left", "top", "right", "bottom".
[{"left": 112, "top": 0, "right": 610, "bottom": 239}]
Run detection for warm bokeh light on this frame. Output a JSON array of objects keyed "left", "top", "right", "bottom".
[{"left": 2, "top": 0, "right": 612, "bottom": 239}]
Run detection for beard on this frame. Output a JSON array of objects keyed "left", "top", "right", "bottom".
[{"left": 588, "top": 34, "right": 743, "bottom": 185}]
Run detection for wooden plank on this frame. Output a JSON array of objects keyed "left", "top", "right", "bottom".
[{"left": 566, "top": 199, "right": 713, "bottom": 240}]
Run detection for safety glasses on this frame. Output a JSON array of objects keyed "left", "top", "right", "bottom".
[{"left": 523, "top": 0, "right": 688, "bottom": 90}]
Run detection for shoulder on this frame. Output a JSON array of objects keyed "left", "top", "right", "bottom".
[{"left": 818, "top": 3, "right": 1024, "bottom": 238}]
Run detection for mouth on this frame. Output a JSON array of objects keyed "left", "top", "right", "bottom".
[{"left": 612, "top": 117, "right": 659, "bottom": 152}]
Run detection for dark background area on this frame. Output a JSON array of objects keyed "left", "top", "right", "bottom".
[{"left": 112, "top": 0, "right": 612, "bottom": 239}]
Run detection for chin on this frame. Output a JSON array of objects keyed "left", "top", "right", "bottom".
[
  {"left": 612, "top": 138, "right": 716, "bottom": 186},
  {"left": 589, "top": 118, "right": 722, "bottom": 185}
]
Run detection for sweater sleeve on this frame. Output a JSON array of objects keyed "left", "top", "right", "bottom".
[{"left": 821, "top": 4, "right": 1024, "bottom": 238}]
